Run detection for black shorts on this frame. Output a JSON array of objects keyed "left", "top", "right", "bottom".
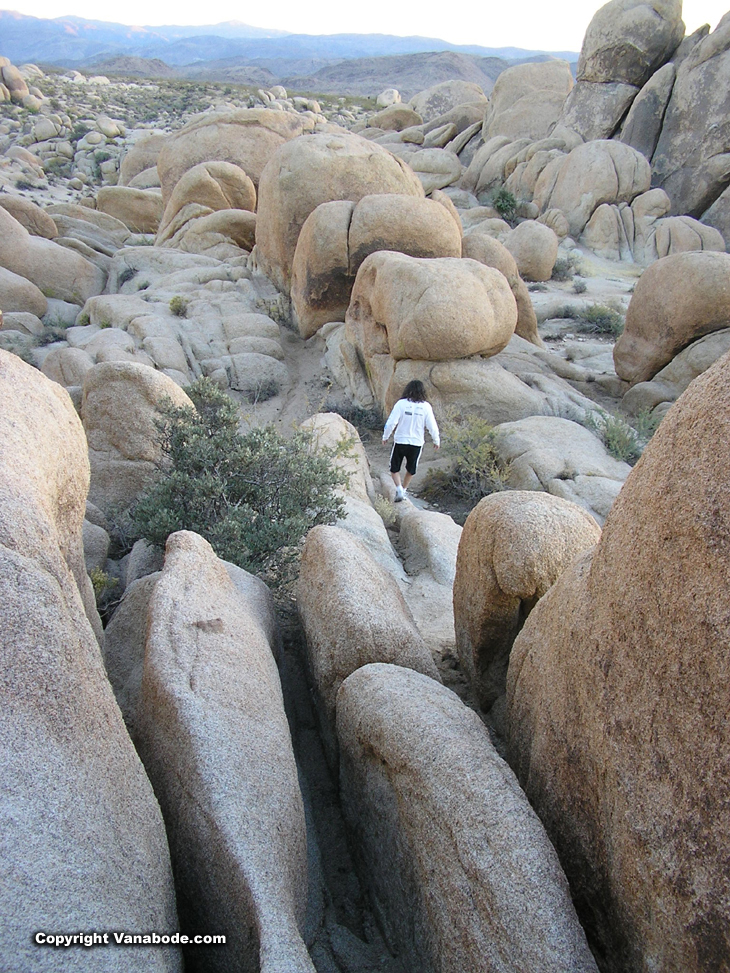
[{"left": 390, "top": 442, "right": 422, "bottom": 476}]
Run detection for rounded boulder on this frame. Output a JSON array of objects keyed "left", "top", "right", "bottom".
[
  {"left": 346, "top": 252, "right": 517, "bottom": 362},
  {"left": 255, "top": 132, "right": 424, "bottom": 294},
  {"left": 613, "top": 250, "right": 730, "bottom": 385}
]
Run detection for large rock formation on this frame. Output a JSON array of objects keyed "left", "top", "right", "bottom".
[
  {"left": 557, "top": 0, "right": 685, "bottom": 140},
  {"left": 408, "top": 80, "right": 488, "bottom": 123},
  {"left": 653, "top": 15, "right": 730, "bottom": 219},
  {"left": 137, "top": 531, "right": 314, "bottom": 973},
  {"left": 507, "top": 349, "right": 730, "bottom": 973},
  {"left": 483, "top": 60, "right": 574, "bottom": 141},
  {"left": 454, "top": 492, "right": 601, "bottom": 719},
  {"left": 535, "top": 140, "right": 651, "bottom": 239},
  {"left": 156, "top": 161, "right": 256, "bottom": 242},
  {"left": 291, "top": 193, "right": 462, "bottom": 337},
  {"left": 613, "top": 250, "right": 730, "bottom": 385},
  {"left": 337, "top": 664, "right": 600, "bottom": 973},
  {"left": 298, "top": 525, "right": 439, "bottom": 765},
  {"left": 0, "top": 204, "right": 106, "bottom": 305},
  {"left": 156, "top": 108, "right": 303, "bottom": 205},
  {"left": 460, "top": 232, "right": 541, "bottom": 345},
  {"left": 81, "top": 361, "right": 194, "bottom": 515},
  {"left": 255, "top": 132, "right": 424, "bottom": 294},
  {"left": 345, "top": 252, "right": 517, "bottom": 363},
  {"left": 0, "top": 350, "right": 181, "bottom": 971},
  {"left": 494, "top": 415, "right": 632, "bottom": 525}
]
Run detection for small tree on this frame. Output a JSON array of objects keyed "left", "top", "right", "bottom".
[{"left": 130, "top": 378, "right": 349, "bottom": 585}]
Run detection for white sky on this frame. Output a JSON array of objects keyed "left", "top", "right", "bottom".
[{"left": 3, "top": 1, "right": 729, "bottom": 51}]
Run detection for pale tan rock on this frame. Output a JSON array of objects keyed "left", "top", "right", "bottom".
[
  {"left": 495, "top": 415, "right": 632, "bottom": 525},
  {"left": 484, "top": 61, "right": 574, "bottom": 140},
  {"left": 42, "top": 346, "right": 95, "bottom": 388},
  {"left": 1, "top": 311, "right": 44, "bottom": 336},
  {"left": 652, "top": 15, "right": 730, "bottom": 218},
  {"left": 0, "top": 196, "right": 57, "bottom": 238},
  {"left": 367, "top": 104, "right": 423, "bottom": 131},
  {"left": 291, "top": 194, "right": 462, "bottom": 338},
  {"left": 0, "top": 206, "right": 106, "bottom": 305},
  {"left": 298, "top": 525, "right": 440, "bottom": 765},
  {"left": 300, "top": 413, "right": 374, "bottom": 504},
  {"left": 119, "top": 133, "right": 166, "bottom": 187},
  {"left": 614, "top": 251, "right": 730, "bottom": 385},
  {"left": 103, "top": 572, "right": 159, "bottom": 737},
  {"left": 0, "top": 265, "right": 47, "bottom": 316},
  {"left": 461, "top": 233, "right": 540, "bottom": 345},
  {"left": 346, "top": 252, "right": 517, "bottom": 362},
  {"left": 96, "top": 186, "right": 164, "bottom": 234},
  {"left": 454, "top": 491, "right": 600, "bottom": 714},
  {"left": 556, "top": 0, "right": 684, "bottom": 140},
  {"left": 157, "top": 108, "right": 303, "bottom": 205},
  {"left": 45, "top": 202, "right": 132, "bottom": 247},
  {"left": 157, "top": 161, "right": 256, "bottom": 241},
  {"left": 255, "top": 132, "right": 424, "bottom": 294},
  {"left": 622, "top": 328, "right": 730, "bottom": 415},
  {"left": 503, "top": 220, "right": 559, "bottom": 281},
  {"left": 224, "top": 352, "right": 288, "bottom": 396},
  {"left": 507, "top": 350, "right": 730, "bottom": 973},
  {"left": 409, "top": 80, "right": 488, "bottom": 123},
  {"left": 1, "top": 62, "right": 29, "bottom": 103},
  {"left": 137, "top": 531, "right": 314, "bottom": 972},
  {"left": 408, "top": 147, "right": 463, "bottom": 194},
  {"left": 376, "top": 88, "right": 401, "bottom": 108},
  {"left": 337, "top": 664, "right": 600, "bottom": 973},
  {"left": 81, "top": 362, "right": 193, "bottom": 515},
  {"left": 0, "top": 350, "right": 180, "bottom": 971},
  {"left": 538, "top": 140, "right": 651, "bottom": 237},
  {"left": 167, "top": 208, "right": 256, "bottom": 254},
  {"left": 619, "top": 61, "right": 676, "bottom": 160}
]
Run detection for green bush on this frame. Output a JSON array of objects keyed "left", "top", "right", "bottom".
[
  {"left": 555, "top": 302, "right": 625, "bottom": 336},
  {"left": 551, "top": 256, "right": 574, "bottom": 282},
  {"left": 423, "top": 412, "right": 510, "bottom": 506},
  {"left": 491, "top": 187, "right": 517, "bottom": 223},
  {"left": 573, "top": 278, "right": 587, "bottom": 294},
  {"left": 578, "top": 303, "right": 624, "bottom": 336},
  {"left": 129, "top": 377, "right": 349, "bottom": 585},
  {"left": 169, "top": 295, "right": 189, "bottom": 317},
  {"left": 583, "top": 408, "right": 660, "bottom": 465}
]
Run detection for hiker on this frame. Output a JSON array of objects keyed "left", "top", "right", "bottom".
[{"left": 382, "top": 380, "right": 440, "bottom": 502}]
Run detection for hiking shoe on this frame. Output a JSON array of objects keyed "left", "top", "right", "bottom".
[{"left": 394, "top": 486, "right": 405, "bottom": 502}]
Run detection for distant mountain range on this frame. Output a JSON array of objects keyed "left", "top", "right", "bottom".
[{"left": 0, "top": 10, "right": 577, "bottom": 69}]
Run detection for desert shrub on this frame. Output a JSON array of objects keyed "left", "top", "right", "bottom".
[
  {"left": 491, "top": 187, "right": 517, "bottom": 223},
  {"left": 322, "top": 397, "right": 383, "bottom": 433},
  {"left": 551, "top": 256, "right": 574, "bottom": 281},
  {"left": 578, "top": 303, "right": 624, "bottom": 336},
  {"left": 242, "top": 378, "right": 280, "bottom": 404},
  {"left": 169, "top": 295, "right": 189, "bottom": 317},
  {"left": 15, "top": 179, "right": 33, "bottom": 191},
  {"left": 583, "top": 408, "right": 660, "bottom": 465},
  {"left": 555, "top": 302, "right": 625, "bottom": 336},
  {"left": 422, "top": 412, "right": 510, "bottom": 506},
  {"left": 373, "top": 495, "right": 396, "bottom": 527},
  {"left": 129, "top": 377, "right": 349, "bottom": 586},
  {"left": 573, "top": 278, "right": 587, "bottom": 294},
  {"left": 35, "top": 326, "right": 68, "bottom": 346},
  {"left": 89, "top": 567, "right": 118, "bottom": 606}
]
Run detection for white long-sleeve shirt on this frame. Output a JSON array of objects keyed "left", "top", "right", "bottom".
[{"left": 383, "top": 399, "right": 440, "bottom": 447}]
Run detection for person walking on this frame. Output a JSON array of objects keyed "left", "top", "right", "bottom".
[{"left": 382, "top": 380, "right": 440, "bottom": 502}]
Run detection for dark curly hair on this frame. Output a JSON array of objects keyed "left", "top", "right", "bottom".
[{"left": 402, "top": 380, "right": 427, "bottom": 402}]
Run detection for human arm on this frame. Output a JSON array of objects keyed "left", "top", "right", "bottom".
[
  {"left": 425, "top": 404, "right": 440, "bottom": 448},
  {"left": 382, "top": 401, "right": 403, "bottom": 443}
]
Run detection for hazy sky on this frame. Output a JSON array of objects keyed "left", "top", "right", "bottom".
[{"left": 4, "top": 0, "right": 729, "bottom": 51}]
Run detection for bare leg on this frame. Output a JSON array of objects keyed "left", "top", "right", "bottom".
[
  {"left": 391, "top": 471, "right": 402, "bottom": 488},
  {"left": 402, "top": 472, "right": 413, "bottom": 490}
]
